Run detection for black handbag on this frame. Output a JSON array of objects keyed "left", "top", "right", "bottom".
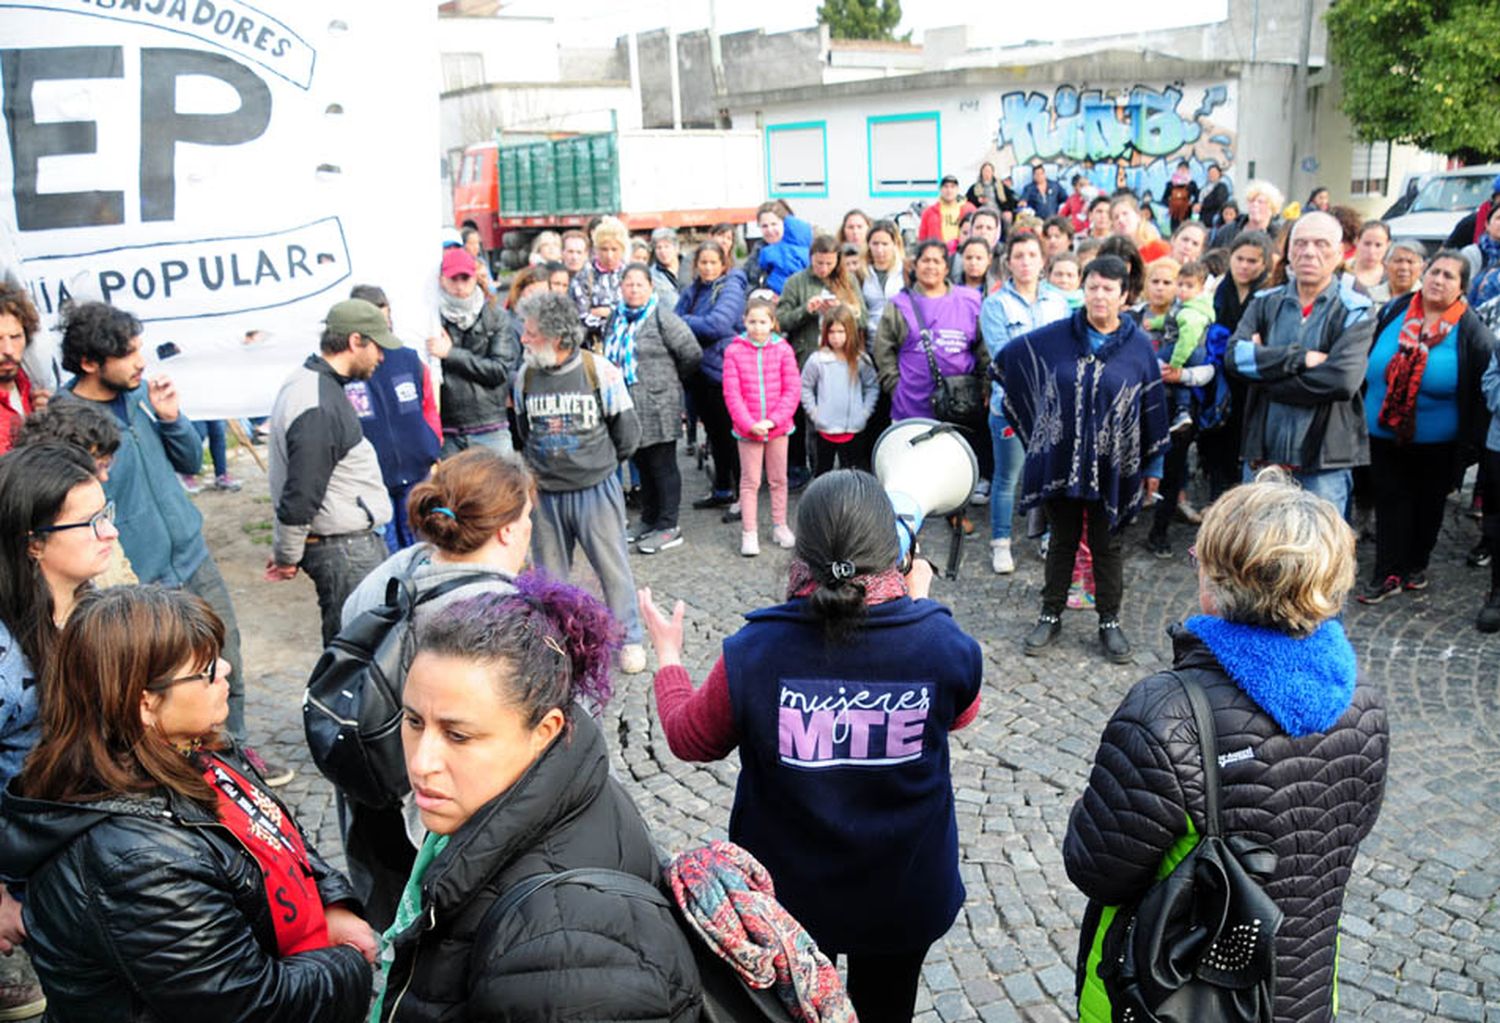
[
  {"left": 909, "top": 292, "right": 985, "bottom": 428},
  {"left": 1098, "top": 673, "right": 1284, "bottom": 1023}
]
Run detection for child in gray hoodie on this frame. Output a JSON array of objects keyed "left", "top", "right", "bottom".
[{"left": 800, "top": 306, "right": 879, "bottom": 474}]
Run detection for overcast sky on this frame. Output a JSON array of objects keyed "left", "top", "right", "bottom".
[{"left": 502, "top": 0, "right": 1228, "bottom": 46}]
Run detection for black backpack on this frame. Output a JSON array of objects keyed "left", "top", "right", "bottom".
[
  {"left": 472, "top": 867, "right": 797, "bottom": 1023},
  {"left": 1098, "top": 672, "right": 1284, "bottom": 1023},
  {"left": 303, "top": 569, "right": 495, "bottom": 810}
]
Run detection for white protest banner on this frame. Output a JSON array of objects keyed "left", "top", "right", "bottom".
[{"left": 1, "top": 1, "right": 440, "bottom": 418}]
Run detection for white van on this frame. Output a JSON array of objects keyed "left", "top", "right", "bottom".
[{"left": 1384, "top": 164, "right": 1500, "bottom": 249}]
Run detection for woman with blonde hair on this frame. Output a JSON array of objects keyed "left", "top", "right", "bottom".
[
  {"left": 528, "top": 230, "right": 562, "bottom": 265},
  {"left": 1108, "top": 192, "right": 1169, "bottom": 261},
  {"left": 569, "top": 215, "right": 630, "bottom": 344},
  {"left": 1241, "top": 179, "right": 1285, "bottom": 235},
  {"left": 1063, "top": 469, "right": 1389, "bottom": 1023}
]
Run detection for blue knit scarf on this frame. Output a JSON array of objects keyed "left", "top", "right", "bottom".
[
  {"left": 603, "top": 292, "right": 656, "bottom": 386},
  {"left": 1184, "top": 615, "right": 1357, "bottom": 737}
]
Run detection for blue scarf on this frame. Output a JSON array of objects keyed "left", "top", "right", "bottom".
[
  {"left": 998, "top": 309, "right": 1171, "bottom": 530},
  {"left": 1184, "top": 615, "right": 1357, "bottom": 737},
  {"left": 1478, "top": 233, "right": 1500, "bottom": 274},
  {"left": 602, "top": 292, "right": 657, "bottom": 386}
]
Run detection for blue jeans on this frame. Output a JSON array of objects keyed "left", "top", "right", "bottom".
[
  {"left": 1244, "top": 463, "right": 1352, "bottom": 518},
  {"left": 440, "top": 426, "right": 513, "bottom": 458},
  {"left": 192, "top": 419, "right": 227, "bottom": 477},
  {"left": 989, "top": 413, "right": 1024, "bottom": 541},
  {"left": 530, "top": 474, "right": 643, "bottom": 643},
  {"left": 383, "top": 481, "right": 421, "bottom": 553}
]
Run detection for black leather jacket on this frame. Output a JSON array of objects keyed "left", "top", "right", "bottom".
[
  {"left": 0, "top": 746, "right": 371, "bottom": 1022},
  {"left": 438, "top": 301, "right": 519, "bottom": 432},
  {"left": 378, "top": 712, "right": 700, "bottom": 1022},
  {"left": 1063, "top": 625, "right": 1389, "bottom": 1023}
]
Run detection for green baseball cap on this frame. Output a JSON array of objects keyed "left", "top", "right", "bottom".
[{"left": 325, "top": 298, "right": 401, "bottom": 350}]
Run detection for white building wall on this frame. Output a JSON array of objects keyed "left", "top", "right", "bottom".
[
  {"left": 440, "top": 84, "right": 638, "bottom": 157},
  {"left": 436, "top": 15, "right": 561, "bottom": 86}
]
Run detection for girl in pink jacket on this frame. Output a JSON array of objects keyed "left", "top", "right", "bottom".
[{"left": 722, "top": 298, "right": 801, "bottom": 556}]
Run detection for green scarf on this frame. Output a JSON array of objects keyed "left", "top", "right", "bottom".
[{"left": 368, "top": 832, "right": 449, "bottom": 1022}]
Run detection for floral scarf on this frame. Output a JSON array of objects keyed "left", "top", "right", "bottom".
[
  {"left": 602, "top": 293, "right": 656, "bottom": 386},
  {"left": 1378, "top": 290, "right": 1467, "bottom": 443}
]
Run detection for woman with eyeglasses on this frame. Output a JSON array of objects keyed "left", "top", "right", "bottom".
[
  {"left": 0, "top": 586, "right": 376, "bottom": 1021},
  {"left": 0, "top": 442, "right": 121, "bottom": 1016}
]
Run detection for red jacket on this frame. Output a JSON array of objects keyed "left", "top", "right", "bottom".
[
  {"left": 721, "top": 334, "right": 801, "bottom": 441},
  {"left": 0, "top": 369, "right": 35, "bottom": 455},
  {"left": 918, "top": 200, "right": 976, "bottom": 253}
]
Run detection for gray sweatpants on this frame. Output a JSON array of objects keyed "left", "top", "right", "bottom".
[{"left": 531, "top": 473, "right": 643, "bottom": 643}]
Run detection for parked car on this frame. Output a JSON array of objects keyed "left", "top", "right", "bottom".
[{"left": 1383, "top": 164, "right": 1500, "bottom": 249}]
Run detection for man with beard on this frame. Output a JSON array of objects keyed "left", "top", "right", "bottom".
[
  {"left": 512, "top": 291, "right": 648, "bottom": 674},
  {"left": 265, "top": 298, "right": 398, "bottom": 646},
  {"left": 428, "top": 247, "right": 517, "bottom": 455},
  {"left": 58, "top": 302, "right": 293, "bottom": 783},
  {"left": 0, "top": 284, "right": 46, "bottom": 453}
]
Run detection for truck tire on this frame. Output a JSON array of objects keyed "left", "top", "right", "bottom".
[
  {"left": 501, "top": 230, "right": 533, "bottom": 252},
  {"left": 498, "top": 248, "right": 528, "bottom": 271}
]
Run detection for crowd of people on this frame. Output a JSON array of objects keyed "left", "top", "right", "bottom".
[{"left": 4, "top": 155, "right": 1499, "bottom": 1022}]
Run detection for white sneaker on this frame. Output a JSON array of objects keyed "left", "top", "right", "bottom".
[
  {"left": 741, "top": 531, "right": 760, "bottom": 557},
  {"left": 772, "top": 524, "right": 796, "bottom": 549},
  {"left": 618, "top": 643, "right": 647, "bottom": 675},
  {"left": 991, "top": 538, "right": 1014, "bottom": 575},
  {"left": 969, "top": 478, "right": 991, "bottom": 506}
]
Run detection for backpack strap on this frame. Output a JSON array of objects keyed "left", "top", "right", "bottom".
[
  {"left": 413, "top": 572, "right": 506, "bottom": 609},
  {"left": 466, "top": 868, "right": 669, "bottom": 978},
  {"left": 1169, "top": 671, "right": 1223, "bottom": 839},
  {"left": 901, "top": 290, "right": 948, "bottom": 389}
]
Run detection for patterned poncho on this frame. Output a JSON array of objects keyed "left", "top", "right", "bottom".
[{"left": 999, "top": 308, "right": 1170, "bottom": 530}]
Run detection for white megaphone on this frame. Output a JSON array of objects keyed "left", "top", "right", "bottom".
[{"left": 871, "top": 418, "right": 978, "bottom": 576}]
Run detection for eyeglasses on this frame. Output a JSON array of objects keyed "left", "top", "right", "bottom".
[
  {"left": 148, "top": 657, "right": 224, "bottom": 692},
  {"left": 31, "top": 501, "right": 115, "bottom": 541}
]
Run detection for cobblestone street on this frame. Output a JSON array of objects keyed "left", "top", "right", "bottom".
[{"left": 236, "top": 452, "right": 1500, "bottom": 1022}]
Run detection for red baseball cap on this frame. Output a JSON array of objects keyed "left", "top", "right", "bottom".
[{"left": 441, "top": 248, "right": 477, "bottom": 279}]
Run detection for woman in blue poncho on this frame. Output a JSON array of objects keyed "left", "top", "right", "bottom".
[{"left": 997, "top": 254, "right": 1169, "bottom": 663}]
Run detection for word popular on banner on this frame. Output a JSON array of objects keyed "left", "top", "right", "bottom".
[{"left": 0, "top": 1, "right": 439, "bottom": 419}]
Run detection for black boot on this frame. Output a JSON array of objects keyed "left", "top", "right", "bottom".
[
  {"left": 1098, "top": 616, "right": 1133, "bottom": 664},
  {"left": 1477, "top": 590, "right": 1500, "bottom": 633},
  {"left": 1023, "top": 614, "right": 1062, "bottom": 655}
]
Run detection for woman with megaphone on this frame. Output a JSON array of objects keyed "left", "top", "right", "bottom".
[
  {"left": 996, "top": 254, "right": 1172, "bottom": 664},
  {"left": 637, "top": 469, "right": 983, "bottom": 1023}
]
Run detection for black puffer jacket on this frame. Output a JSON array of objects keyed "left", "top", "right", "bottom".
[
  {"left": 438, "top": 301, "right": 518, "bottom": 432},
  {"left": 0, "top": 746, "right": 370, "bottom": 1022},
  {"left": 379, "top": 712, "right": 701, "bottom": 1022},
  {"left": 1064, "top": 625, "right": 1388, "bottom": 1023}
]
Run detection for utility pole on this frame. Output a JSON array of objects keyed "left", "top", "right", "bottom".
[
  {"left": 627, "top": 31, "right": 642, "bottom": 128},
  {"left": 707, "top": 0, "right": 728, "bottom": 128},
  {"left": 1287, "top": 0, "right": 1315, "bottom": 192},
  {"left": 668, "top": 24, "right": 682, "bottom": 130}
]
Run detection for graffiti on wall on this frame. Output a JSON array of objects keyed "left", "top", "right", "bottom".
[{"left": 993, "top": 83, "right": 1236, "bottom": 204}]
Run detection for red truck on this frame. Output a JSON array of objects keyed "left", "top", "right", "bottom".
[{"left": 454, "top": 129, "right": 765, "bottom": 269}]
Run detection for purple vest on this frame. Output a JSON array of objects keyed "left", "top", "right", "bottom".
[{"left": 888, "top": 288, "right": 982, "bottom": 420}]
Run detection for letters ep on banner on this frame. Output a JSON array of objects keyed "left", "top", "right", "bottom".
[{"left": 0, "top": 3, "right": 440, "bottom": 418}]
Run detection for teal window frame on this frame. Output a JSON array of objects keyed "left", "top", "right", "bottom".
[
  {"left": 867, "top": 112, "right": 942, "bottom": 198},
  {"left": 765, "top": 120, "right": 829, "bottom": 199}
]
